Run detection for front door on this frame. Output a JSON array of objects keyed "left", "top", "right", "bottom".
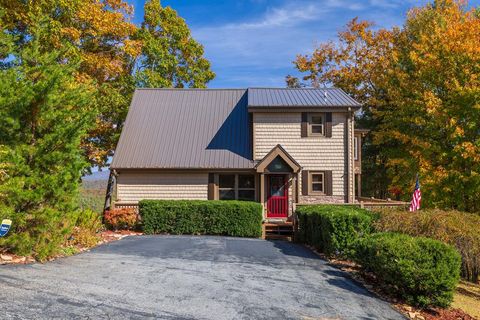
[{"left": 267, "top": 175, "right": 288, "bottom": 218}]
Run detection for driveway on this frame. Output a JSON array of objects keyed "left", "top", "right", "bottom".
[{"left": 0, "top": 236, "right": 404, "bottom": 320}]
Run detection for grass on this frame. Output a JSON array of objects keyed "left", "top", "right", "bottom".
[{"left": 453, "top": 281, "right": 480, "bottom": 319}]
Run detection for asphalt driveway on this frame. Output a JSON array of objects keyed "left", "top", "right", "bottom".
[{"left": 0, "top": 236, "right": 404, "bottom": 319}]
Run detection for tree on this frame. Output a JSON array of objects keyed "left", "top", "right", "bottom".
[
  {"left": 0, "top": 21, "right": 96, "bottom": 259},
  {"left": 135, "top": 0, "right": 215, "bottom": 88},
  {"left": 290, "top": 0, "right": 480, "bottom": 211}
]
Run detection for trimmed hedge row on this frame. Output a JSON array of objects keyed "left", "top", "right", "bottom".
[
  {"left": 354, "top": 233, "right": 461, "bottom": 308},
  {"left": 296, "top": 205, "right": 375, "bottom": 258},
  {"left": 139, "top": 200, "right": 263, "bottom": 238},
  {"left": 295, "top": 205, "right": 462, "bottom": 308}
]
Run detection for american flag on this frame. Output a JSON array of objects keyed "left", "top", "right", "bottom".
[{"left": 409, "top": 176, "right": 421, "bottom": 212}]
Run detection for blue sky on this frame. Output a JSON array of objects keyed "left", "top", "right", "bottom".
[{"left": 128, "top": 0, "right": 480, "bottom": 88}]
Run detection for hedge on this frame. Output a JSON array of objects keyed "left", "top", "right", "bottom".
[
  {"left": 354, "top": 232, "right": 461, "bottom": 308},
  {"left": 296, "top": 205, "right": 375, "bottom": 258},
  {"left": 139, "top": 200, "right": 263, "bottom": 238},
  {"left": 373, "top": 208, "right": 480, "bottom": 283}
]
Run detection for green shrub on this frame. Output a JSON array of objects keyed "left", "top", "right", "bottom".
[
  {"left": 354, "top": 232, "right": 461, "bottom": 308},
  {"left": 374, "top": 208, "right": 480, "bottom": 283},
  {"left": 69, "top": 209, "right": 103, "bottom": 247},
  {"left": 295, "top": 205, "right": 375, "bottom": 258},
  {"left": 0, "top": 207, "right": 76, "bottom": 261},
  {"left": 139, "top": 200, "right": 263, "bottom": 238}
]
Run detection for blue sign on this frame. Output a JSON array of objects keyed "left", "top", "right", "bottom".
[{"left": 0, "top": 219, "right": 12, "bottom": 237}]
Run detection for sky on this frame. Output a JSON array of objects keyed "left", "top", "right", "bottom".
[{"left": 127, "top": 0, "right": 480, "bottom": 88}]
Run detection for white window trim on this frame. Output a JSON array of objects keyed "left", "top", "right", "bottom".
[{"left": 354, "top": 136, "right": 359, "bottom": 161}]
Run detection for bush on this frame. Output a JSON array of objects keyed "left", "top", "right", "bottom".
[
  {"left": 354, "top": 232, "right": 461, "bottom": 308},
  {"left": 374, "top": 208, "right": 480, "bottom": 283},
  {"left": 104, "top": 208, "right": 139, "bottom": 230},
  {"left": 69, "top": 209, "right": 103, "bottom": 247},
  {"left": 295, "top": 205, "right": 375, "bottom": 258},
  {"left": 139, "top": 200, "right": 263, "bottom": 238}
]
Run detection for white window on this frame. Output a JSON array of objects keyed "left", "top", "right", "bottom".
[{"left": 354, "top": 136, "right": 360, "bottom": 161}]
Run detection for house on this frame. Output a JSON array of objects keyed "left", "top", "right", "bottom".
[{"left": 110, "top": 88, "right": 366, "bottom": 220}]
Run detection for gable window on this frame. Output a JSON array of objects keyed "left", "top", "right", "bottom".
[
  {"left": 218, "top": 174, "right": 255, "bottom": 201},
  {"left": 309, "top": 113, "right": 325, "bottom": 136},
  {"left": 309, "top": 172, "right": 325, "bottom": 194}
]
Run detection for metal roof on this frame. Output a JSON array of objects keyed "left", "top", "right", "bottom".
[
  {"left": 111, "top": 87, "right": 362, "bottom": 170},
  {"left": 247, "top": 88, "right": 361, "bottom": 108},
  {"left": 111, "top": 89, "right": 253, "bottom": 169}
]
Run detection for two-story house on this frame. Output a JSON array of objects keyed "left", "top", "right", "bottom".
[{"left": 111, "top": 88, "right": 364, "bottom": 220}]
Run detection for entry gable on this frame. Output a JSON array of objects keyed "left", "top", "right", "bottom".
[{"left": 255, "top": 144, "right": 301, "bottom": 173}]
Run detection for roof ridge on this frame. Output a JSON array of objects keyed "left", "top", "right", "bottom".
[{"left": 135, "top": 88, "right": 246, "bottom": 91}]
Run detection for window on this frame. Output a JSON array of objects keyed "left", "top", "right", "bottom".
[
  {"left": 354, "top": 136, "right": 359, "bottom": 161},
  {"left": 309, "top": 172, "right": 324, "bottom": 194},
  {"left": 218, "top": 174, "right": 255, "bottom": 201},
  {"left": 219, "top": 174, "right": 235, "bottom": 200},
  {"left": 266, "top": 156, "right": 292, "bottom": 173},
  {"left": 308, "top": 113, "right": 324, "bottom": 136}
]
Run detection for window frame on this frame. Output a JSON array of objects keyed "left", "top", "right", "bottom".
[
  {"left": 218, "top": 173, "right": 256, "bottom": 201},
  {"left": 308, "top": 113, "right": 325, "bottom": 137},
  {"left": 308, "top": 171, "right": 325, "bottom": 195},
  {"left": 354, "top": 136, "right": 359, "bottom": 161}
]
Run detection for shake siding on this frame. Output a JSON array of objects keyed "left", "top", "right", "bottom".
[
  {"left": 116, "top": 172, "right": 208, "bottom": 202},
  {"left": 254, "top": 112, "right": 346, "bottom": 197}
]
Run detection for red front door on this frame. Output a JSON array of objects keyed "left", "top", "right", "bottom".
[{"left": 267, "top": 175, "right": 288, "bottom": 218}]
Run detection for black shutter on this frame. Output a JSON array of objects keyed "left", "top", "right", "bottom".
[
  {"left": 302, "top": 170, "right": 309, "bottom": 195},
  {"left": 325, "top": 171, "right": 333, "bottom": 196},
  {"left": 208, "top": 173, "right": 215, "bottom": 200},
  {"left": 301, "top": 113, "right": 308, "bottom": 137},
  {"left": 325, "top": 112, "right": 332, "bottom": 138}
]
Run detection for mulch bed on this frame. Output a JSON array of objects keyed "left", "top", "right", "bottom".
[
  {"left": 310, "top": 248, "right": 475, "bottom": 320},
  {"left": 0, "top": 230, "right": 142, "bottom": 265}
]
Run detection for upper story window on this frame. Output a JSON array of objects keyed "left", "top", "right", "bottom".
[{"left": 308, "top": 113, "right": 325, "bottom": 136}]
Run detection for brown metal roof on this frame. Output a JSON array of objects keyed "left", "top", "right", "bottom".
[
  {"left": 247, "top": 88, "right": 361, "bottom": 108},
  {"left": 111, "top": 89, "right": 253, "bottom": 169},
  {"left": 111, "top": 87, "right": 362, "bottom": 170}
]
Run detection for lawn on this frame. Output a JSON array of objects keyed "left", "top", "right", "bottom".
[{"left": 453, "top": 281, "right": 480, "bottom": 319}]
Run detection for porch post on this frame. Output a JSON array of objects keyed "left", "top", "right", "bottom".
[{"left": 260, "top": 173, "right": 265, "bottom": 218}]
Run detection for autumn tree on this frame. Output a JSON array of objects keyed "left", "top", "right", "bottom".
[
  {"left": 135, "top": 0, "right": 215, "bottom": 88},
  {"left": 290, "top": 0, "right": 480, "bottom": 212}
]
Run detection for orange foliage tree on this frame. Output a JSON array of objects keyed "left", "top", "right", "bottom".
[{"left": 290, "top": 0, "right": 480, "bottom": 211}]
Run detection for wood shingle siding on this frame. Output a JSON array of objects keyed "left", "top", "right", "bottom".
[
  {"left": 253, "top": 112, "right": 346, "bottom": 197},
  {"left": 116, "top": 173, "right": 208, "bottom": 202}
]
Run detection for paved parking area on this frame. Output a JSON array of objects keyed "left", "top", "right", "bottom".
[{"left": 0, "top": 235, "right": 404, "bottom": 319}]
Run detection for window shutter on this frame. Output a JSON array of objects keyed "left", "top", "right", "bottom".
[
  {"left": 325, "top": 170, "right": 333, "bottom": 196},
  {"left": 208, "top": 173, "right": 215, "bottom": 200},
  {"left": 301, "top": 113, "right": 308, "bottom": 137},
  {"left": 325, "top": 112, "right": 332, "bottom": 138},
  {"left": 302, "top": 170, "right": 309, "bottom": 195}
]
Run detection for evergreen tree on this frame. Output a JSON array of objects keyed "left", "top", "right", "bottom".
[{"left": 0, "top": 22, "right": 95, "bottom": 260}]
